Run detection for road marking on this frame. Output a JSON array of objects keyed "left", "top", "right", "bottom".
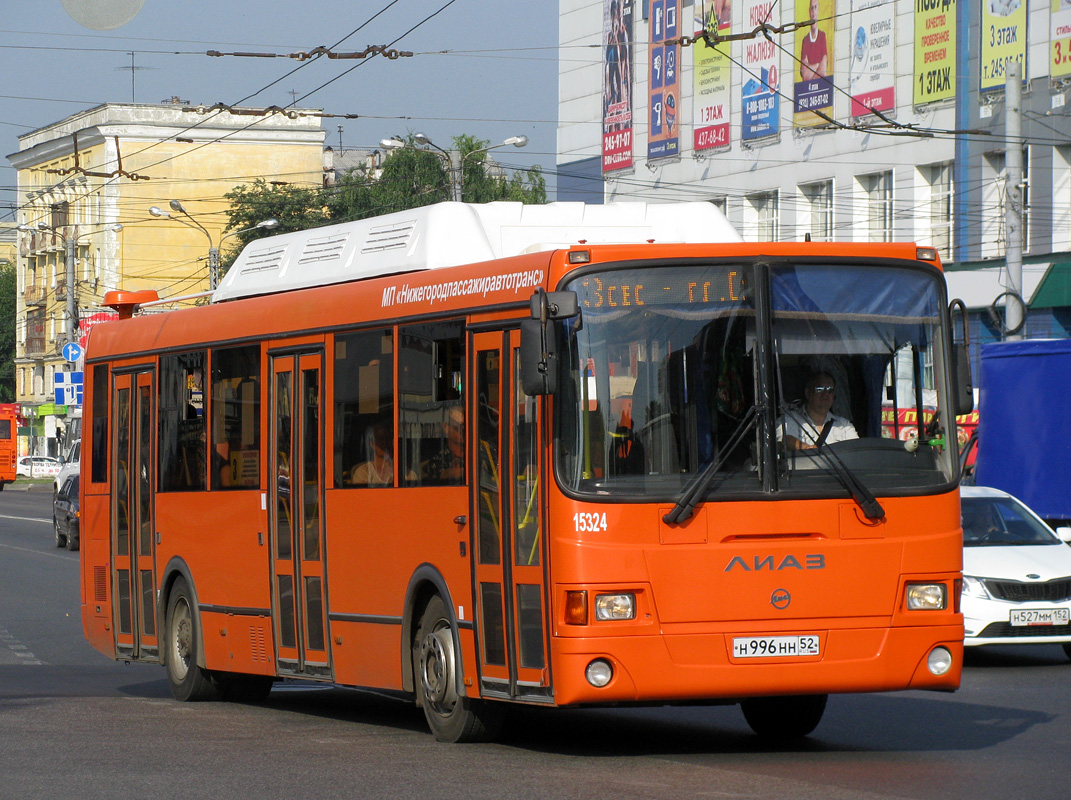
[
  {"left": 0, "top": 626, "right": 43, "bottom": 665},
  {"left": 0, "top": 514, "right": 52, "bottom": 525}
]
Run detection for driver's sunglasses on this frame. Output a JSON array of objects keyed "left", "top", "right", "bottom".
[{"left": 811, "top": 385, "right": 835, "bottom": 394}]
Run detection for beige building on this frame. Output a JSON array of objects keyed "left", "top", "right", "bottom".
[{"left": 8, "top": 102, "right": 325, "bottom": 454}]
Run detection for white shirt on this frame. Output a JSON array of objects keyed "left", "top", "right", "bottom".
[{"left": 776, "top": 408, "right": 858, "bottom": 447}]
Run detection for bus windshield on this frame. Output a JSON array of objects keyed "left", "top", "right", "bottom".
[{"left": 556, "top": 261, "right": 956, "bottom": 500}]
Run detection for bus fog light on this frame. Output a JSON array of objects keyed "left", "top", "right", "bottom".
[
  {"left": 927, "top": 646, "right": 953, "bottom": 676},
  {"left": 586, "top": 658, "right": 614, "bottom": 687},
  {"left": 907, "top": 583, "right": 947, "bottom": 610},
  {"left": 595, "top": 593, "right": 636, "bottom": 620}
]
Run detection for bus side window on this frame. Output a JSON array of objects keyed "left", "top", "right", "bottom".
[
  {"left": 159, "top": 351, "right": 206, "bottom": 492},
  {"left": 398, "top": 321, "right": 465, "bottom": 487},
  {"left": 91, "top": 363, "right": 109, "bottom": 484},
  {"left": 334, "top": 329, "right": 395, "bottom": 488},
  {"left": 211, "top": 345, "right": 261, "bottom": 490}
]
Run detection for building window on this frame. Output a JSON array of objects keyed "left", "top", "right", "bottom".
[
  {"left": 925, "top": 163, "right": 953, "bottom": 260},
  {"left": 861, "top": 171, "right": 893, "bottom": 242},
  {"left": 747, "top": 191, "right": 779, "bottom": 241},
  {"left": 799, "top": 180, "right": 833, "bottom": 241}
]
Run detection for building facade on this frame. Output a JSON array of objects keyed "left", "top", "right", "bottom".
[
  {"left": 8, "top": 102, "right": 325, "bottom": 456},
  {"left": 558, "top": 0, "right": 1071, "bottom": 381}
]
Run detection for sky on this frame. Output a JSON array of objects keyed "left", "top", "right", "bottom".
[{"left": 0, "top": 0, "right": 561, "bottom": 220}]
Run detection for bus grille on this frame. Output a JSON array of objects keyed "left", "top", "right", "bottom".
[
  {"left": 976, "top": 622, "right": 1071, "bottom": 639},
  {"left": 983, "top": 578, "right": 1071, "bottom": 602},
  {"left": 94, "top": 566, "right": 107, "bottom": 601}
]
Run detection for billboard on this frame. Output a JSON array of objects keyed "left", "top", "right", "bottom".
[
  {"left": 913, "top": 0, "right": 956, "bottom": 105},
  {"left": 693, "top": 0, "right": 732, "bottom": 152},
  {"left": 1053, "top": 0, "right": 1071, "bottom": 81},
  {"left": 603, "top": 0, "right": 635, "bottom": 173},
  {"left": 848, "top": 0, "right": 895, "bottom": 118},
  {"left": 793, "top": 0, "right": 834, "bottom": 127},
  {"left": 741, "top": 0, "right": 780, "bottom": 141},
  {"left": 981, "top": 0, "right": 1027, "bottom": 91},
  {"left": 648, "top": 0, "right": 681, "bottom": 160}
]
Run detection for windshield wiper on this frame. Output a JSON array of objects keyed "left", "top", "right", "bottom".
[
  {"left": 663, "top": 404, "right": 758, "bottom": 525},
  {"left": 807, "top": 420, "right": 885, "bottom": 520}
]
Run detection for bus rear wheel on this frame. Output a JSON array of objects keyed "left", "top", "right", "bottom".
[
  {"left": 740, "top": 694, "right": 828, "bottom": 739},
  {"left": 413, "top": 595, "right": 503, "bottom": 743},
  {"left": 165, "top": 577, "right": 220, "bottom": 702}
]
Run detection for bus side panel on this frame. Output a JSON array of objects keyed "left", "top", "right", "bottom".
[
  {"left": 80, "top": 491, "right": 114, "bottom": 659},
  {"left": 325, "top": 486, "right": 472, "bottom": 691},
  {"left": 155, "top": 491, "right": 270, "bottom": 674}
]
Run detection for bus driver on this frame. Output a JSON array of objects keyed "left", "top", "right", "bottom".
[{"left": 777, "top": 371, "right": 858, "bottom": 450}]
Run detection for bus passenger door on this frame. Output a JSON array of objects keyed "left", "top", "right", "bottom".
[
  {"left": 471, "top": 330, "right": 550, "bottom": 700},
  {"left": 269, "top": 350, "right": 331, "bottom": 678},
  {"left": 112, "top": 370, "right": 158, "bottom": 660}
]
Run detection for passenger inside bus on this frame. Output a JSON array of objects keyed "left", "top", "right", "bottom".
[
  {"left": 422, "top": 405, "right": 465, "bottom": 483},
  {"left": 349, "top": 422, "right": 394, "bottom": 486},
  {"left": 776, "top": 370, "right": 859, "bottom": 450}
]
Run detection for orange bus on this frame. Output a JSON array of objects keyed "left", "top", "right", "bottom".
[
  {"left": 0, "top": 407, "right": 16, "bottom": 489},
  {"left": 80, "top": 201, "right": 968, "bottom": 742}
]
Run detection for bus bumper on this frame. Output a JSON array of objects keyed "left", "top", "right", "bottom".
[{"left": 548, "top": 624, "right": 963, "bottom": 706}]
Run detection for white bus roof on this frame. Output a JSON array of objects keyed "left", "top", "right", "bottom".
[{"left": 213, "top": 200, "right": 741, "bottom": 303}]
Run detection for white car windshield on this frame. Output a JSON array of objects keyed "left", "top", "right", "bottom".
[{"left": 962, "top": 496, "right": 1061, "bottom": 546}]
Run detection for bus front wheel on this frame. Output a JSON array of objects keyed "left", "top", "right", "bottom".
[
  {"left": 165, "top": 577, "right": 220, "bottom": 702},
  {"left": 740, "top": 694, "right": 828, "bottom": 739},
  {"left": 413, "top": 595, "right": 503, "bottom": 743}
]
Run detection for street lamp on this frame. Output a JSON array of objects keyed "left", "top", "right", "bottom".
[
  {"left": 149, "top": 202, "right": 279, "bottom": 290},
  {"left": 379, "top": 134, "right": 528, "bottom": 203},
  {"left": 17, "top": 220, "right": 124, "bottom": 345}
]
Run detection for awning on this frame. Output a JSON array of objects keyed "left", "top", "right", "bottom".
[{"left": 943, "top": 263, "right": 1051, "bottom": 310}]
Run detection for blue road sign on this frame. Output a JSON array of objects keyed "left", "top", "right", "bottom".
[{"left": 62, "top": 342, "right": 83, "bottom": 362}]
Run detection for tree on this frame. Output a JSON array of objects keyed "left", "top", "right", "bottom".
[
  {"left": 0, "top": 261, "right": 15, "bottom": 402},
  {"left": 224, "top": 135, "right": 546, "bottom": 260},
  {"left": 220, "top": 179, "right": 330, "bottom": 268}
]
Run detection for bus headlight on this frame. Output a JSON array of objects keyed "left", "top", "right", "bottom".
[
  {"left": 594, "top": 593, "right": 636, "bottom": 621},
  {"left": 906, "top": 583, "right": 947, "bottom": 610}
]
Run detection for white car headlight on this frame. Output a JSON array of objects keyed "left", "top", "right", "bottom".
[{"left": 961, "top": 575, "right": 990, "bottom": 600}]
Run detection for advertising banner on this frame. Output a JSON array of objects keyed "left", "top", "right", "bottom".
[
  {"left": 602, "top": 0, "right": 635, "bottom": 173},
  {"left": 793, "top": 0, "right": 834, "bottom": 127},
  {"left": 981, "top": 0, "right": 1027, "bottom": 91},
  {"left": 913, "top": 0, "right": 956, "bottom": 105},
  {"left": 1053, "top": 0, "right": 1071, "bottom": 80},
  {"left": 648, "top": 0, "right": 681, "bottom": 161},
  {"left": 741, "top": 0, "right": 780, "bottom": 141},
  {"left": 693, "top": 0, "right": 732, "bottom": 153},
  {"left": 848, "top": 0, "right": 895, "bottom": 118}
]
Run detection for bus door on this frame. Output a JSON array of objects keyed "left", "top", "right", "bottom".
[
  {"left": 471, "top": 330, "right": 550, "bottom": 700},
  {"left": 269, "top": 350, "right": 331, "bottom": 678},
  {"left": 112, "top": 369, "right": 158, "bottom": 660}
]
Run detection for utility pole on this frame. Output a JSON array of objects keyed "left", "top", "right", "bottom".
[
  {"left": 65, "top": 235, "right": 77, "bottom": 344},
  {"left": 1005, "top": 60, "right": 1024, "bottom": 341}
]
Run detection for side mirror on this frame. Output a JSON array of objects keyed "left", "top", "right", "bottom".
[
  {"left": 521, "top": 318, "right": 557, "bottom": 395},
  {"left": 1055, "top": 526, "right": 1071, "bottom": 545},
  {"left": 520, "top": 289, "right": 580, "bottom": 396},
  {"left": 949, "top": 299, "right": 974, "bottom": 416}
]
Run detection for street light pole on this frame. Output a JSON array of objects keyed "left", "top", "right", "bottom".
[
  {"left": 380, "top": 134, "right": 528, "bottom": 203},
  {"left": 19, "top": 221, "right": 124, "bottom": 344},
  {"left": 150, "top": 202, "right": 278, "bottom": 290}
]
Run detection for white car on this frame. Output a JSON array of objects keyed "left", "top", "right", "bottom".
[
  {"left": 53, "top": 440, "right": 80, "bottom": 496},
  {"left": 16, "top": 455, "right": 61, "bottom": 478},
  {"left": 961, "top": 486, "right": 1071, "bottom": 659}
]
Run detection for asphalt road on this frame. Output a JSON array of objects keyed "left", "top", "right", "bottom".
[{"left": 2, "top": 485, "right": 1070, "bottom": 800}]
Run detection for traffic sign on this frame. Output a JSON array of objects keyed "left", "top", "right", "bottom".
[
  {"left": 55, "top": 372, "right": 84, "bottom": 406},
  {"left": 62, "top": 342, "right": 84, "bottom": 362}
]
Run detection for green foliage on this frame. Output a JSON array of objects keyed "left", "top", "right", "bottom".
[
  {"left": 0, "top": 261, "right": 15, "bottom": 402},
  {"left": 223, "top": 134, "right": 545, "bottom": 272}
]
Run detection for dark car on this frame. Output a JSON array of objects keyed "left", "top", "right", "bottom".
[{"left": 54, "top": 474, "right": 79, "bottom": 551}]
